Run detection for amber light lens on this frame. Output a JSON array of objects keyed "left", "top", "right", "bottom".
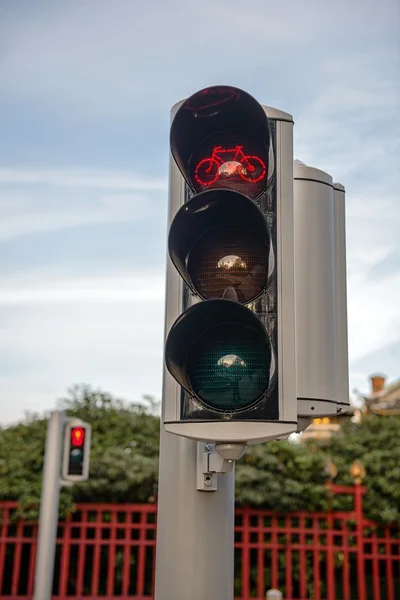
[{"left": 188, "top": 225, "right": 269, "bottom": 303}]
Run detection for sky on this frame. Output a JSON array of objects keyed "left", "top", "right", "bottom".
[{"left": 0, "top": 0, "right": 399, "bottom": 424}]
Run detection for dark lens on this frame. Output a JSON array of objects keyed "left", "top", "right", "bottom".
[
  {"left": 68, "top": 448, "right": 84, "bottom": 474},
  {"left": 188, "top": 226, "right": 269, "bottom": 303},
  {"left": 187, "top": 325, "right": 270, "bottom": 411}
]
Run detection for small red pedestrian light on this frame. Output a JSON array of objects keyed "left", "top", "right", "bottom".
[
  {"left": 71, "top": 426, "right": 85, "bottom": 447},
  {"left": 62, "top": 422, "right": 91, "bottom": 481}
]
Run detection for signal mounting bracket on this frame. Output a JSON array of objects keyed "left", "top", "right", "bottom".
[{"left": 196, "top": 442, "right": 247, "bottom": 491}]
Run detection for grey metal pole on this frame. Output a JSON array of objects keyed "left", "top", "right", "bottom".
[
  {"left": 154, "top": 426, "right": 235, "bottom": 600},
  {"left": 33, "top": 410, "right": 65, "bottom": 600}
]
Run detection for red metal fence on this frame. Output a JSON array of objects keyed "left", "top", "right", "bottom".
[{"left": 0, "top": 485, "right": 399, "bottom": 599}]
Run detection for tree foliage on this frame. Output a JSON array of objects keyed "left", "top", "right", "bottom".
[
  {"left": 0, "top": 385, "right": 399, "bottom": 524},
  {"left": 235, "top": 439, "right": 330, "bottom": 512},
  {"left": 235, "top": 412, "right": 400, "bottom": 524},
  {"left": 308, "top": 413, "right": 400, "bottom": 523}
]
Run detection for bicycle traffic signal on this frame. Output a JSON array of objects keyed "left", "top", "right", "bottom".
[
  {"left": 163, "top": 86, "right": 297, "bottom": 444},
  {"left": 61, "top": 420, "right": 91, "bottom": 481}
]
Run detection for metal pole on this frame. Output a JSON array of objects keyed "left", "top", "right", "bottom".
[
  {"left": 33, "top": 410, "right": 65, "bottom": 600},
  {"left": 154, "top": 426, "right": 235, "bottom": 600}
]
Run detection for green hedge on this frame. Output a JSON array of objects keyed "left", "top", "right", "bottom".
[{"left": 1, "top": 385, "right": 399, "bottom": 524}]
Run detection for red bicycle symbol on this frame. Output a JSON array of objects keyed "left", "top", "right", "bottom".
[{"left": 194, "top": 145, "right": 267, "bottom": 187}]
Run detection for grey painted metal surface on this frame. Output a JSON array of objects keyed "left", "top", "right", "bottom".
[
  {"left": 154, "top": 426, "right": 235, "bottom": 600},
  {"left": 163, "top": 102, "right": 298, "bottom": 444},
  {"left": 294, "top": 161, "right": 337, "bottom": 417},
  {"left": 33, "top": 410, "right": 65, "bottom": 600},
  {"left": 271, "top": 107, "right": 297, "bottom": 432},
  {"left": 333, "top": 183, "right": 350, "bottom": 410},
  {"left": 294, "top": 161, "right": 350, "bottom": 419}
]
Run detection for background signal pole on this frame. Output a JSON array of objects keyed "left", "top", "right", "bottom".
[
  {"left": 33, "top": 413, "right": 91, "bottom": 600},
  {"left": 33, "top": 410, "right": 65, "bottom": 600}
]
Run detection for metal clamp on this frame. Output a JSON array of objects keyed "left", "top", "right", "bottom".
[{"left": 196, "top": 442, "right": 247, "bottom": 491}]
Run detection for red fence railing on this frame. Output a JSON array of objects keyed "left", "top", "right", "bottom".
[{"left": 0, "top": 485, "right": 399, "bottom": 599}]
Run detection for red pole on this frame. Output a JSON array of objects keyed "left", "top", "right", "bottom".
[
  {"left": 326, "top": 512, "right": 335, "bottom": 600},
  {"left": 0, "top": 505, "right": 10, "bottom": 590},
  {"left": 355, "top": 484, "right": 367, "bottom": 600},
  {"left": 257, "top": 513, "right": 265, "bottom": 598},
  {"left": 10, "top": 521, "right": 24, "bottom": 595},
  {"left": 242, "top": 506, "right": 251, "bottom": 600}
]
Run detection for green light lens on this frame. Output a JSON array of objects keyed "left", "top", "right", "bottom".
[
  {"left": 68, "top": 448, "right": 84, "bottom": 475},
  {"left": 187, "top": 325, "right": 270, "bottom": 411}
]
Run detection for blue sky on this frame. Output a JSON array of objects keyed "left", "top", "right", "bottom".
[{"left": 1, "top": 0, "right": 399, "bottom": 423}]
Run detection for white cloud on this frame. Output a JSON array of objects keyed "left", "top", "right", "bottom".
[
  {"left": 0, "top": 194, "right": 151, "bottom": 241},
  {"left": 2, "top": 0, "right": 398, "bottom": 118},
  {"left": 0, "top": 270, "right": 165, "bottom": 305},
  {"left": 0, "top": 168, "right": 167, "bottom": 240},
  {"left": 0, "top": 296, "right": 165, "bottom": 424},
  {"left": 347, "top": 271, "right": 400, "bottom": 361},
  {"left": 0, "top": 168, "right": 167, "bottom": 191}
]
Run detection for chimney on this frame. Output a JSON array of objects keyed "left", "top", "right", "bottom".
[{"left": 369, "top": 374, "right": 386, "bottom": 395}]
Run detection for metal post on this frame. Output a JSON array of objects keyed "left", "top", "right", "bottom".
[
  {"left": 33, "top": 410, "right": 65, "bottom": 600},
  {"left": 355, "top": 483, "right": 367, "bottom": 600},
  {"left": 154, "top": 425, "right": 235, "bottom": 600}
]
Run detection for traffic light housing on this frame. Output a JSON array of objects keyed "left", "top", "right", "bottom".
[
  {"left": 333, "top": 182, "right": 350, "bottom": 414},
  {"left": 163, "top": 86, "right": 297, "bottom": 444},
  {"left": 294, "top": 161, "right": 350, "bottom": 426},
  {"left": 62, "top": 420, "right": 91, "bottom": 481}
]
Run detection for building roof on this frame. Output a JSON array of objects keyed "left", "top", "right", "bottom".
[{"left": 364, "top": 377, "right": 400, "bottom": 415}]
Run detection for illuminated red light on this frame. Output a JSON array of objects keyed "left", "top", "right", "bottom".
[
  {"left": 194, "top": 145, "right": 267, "bottom": 188},
  {"left": 71, "top": 427, "right": 85, "bottom": 447}
]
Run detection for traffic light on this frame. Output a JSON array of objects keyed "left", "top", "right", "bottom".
[
  {"left": 294, "top": 160, "right": 350, "bottom": 427},
  {"left": 61, "top": 420, "right": 91, "bottom": 481},
  {"left": 163, "top": 86, "right": 297, "bottom": 444}
]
